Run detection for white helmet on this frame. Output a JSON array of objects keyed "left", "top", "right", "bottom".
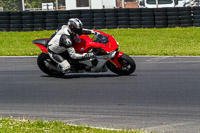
[{"left": 68, "top": 18, "right": 83, "bottom": 36}]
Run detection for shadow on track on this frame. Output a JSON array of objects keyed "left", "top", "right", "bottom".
[{"left": 41, "top": 73, "right": 136, "bottom": 79}]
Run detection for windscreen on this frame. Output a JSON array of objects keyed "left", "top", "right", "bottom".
[{"left": 93, "top": 34, "right": 109, "bottom": 44}]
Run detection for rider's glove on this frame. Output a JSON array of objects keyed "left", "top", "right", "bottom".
[
  {"left": 91, "top": 30, "right": 100, "bottom": 36},
  {"left": 83, "top": 52, "right": 95, "bottom": 60},
  {"left": 94, "top": 32, "right": 100, "bottom": 36},
  {"left": 91, "top": 30, "right": 95, "bottom": 34}
]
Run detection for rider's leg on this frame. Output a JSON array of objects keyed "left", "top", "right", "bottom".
[{"left": 48, "top": 51, "right": 70, "bottom": 73}]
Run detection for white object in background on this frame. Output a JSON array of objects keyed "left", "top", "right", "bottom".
[{"left": 42, "top": 3, "right": 54, "bottom": 11}]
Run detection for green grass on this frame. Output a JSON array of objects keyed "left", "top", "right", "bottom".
[
  {"left": 0, "top": 27, "right": 200, "bottom": 56},
  {"left": 0, "top": 117, "right": 147, "bottom": 133},
  {"left": 101, "top": 28, "right": 200, "bottom": 56},
  {"left": 0, "top": 31, "right": 53, "bottom": 56}
]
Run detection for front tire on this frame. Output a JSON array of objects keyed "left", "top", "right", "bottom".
[
  {"left": 106, "top": 54, "right": 136, "bottom": 75},
  {"left": 37, "top": 53, "right": 65, "bottom": 77}
]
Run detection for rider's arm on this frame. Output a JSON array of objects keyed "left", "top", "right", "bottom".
[
  {"left": 82, "top": 29, "right": 95, "bottom": 35},
  {"left": 67, "top": 47, "right": 86, "bottom": 59},
  {"left": 59, "top": 33, "right": 94, "bottom": 60},
  {"left": 67, "top": 47, "right": 94, "bottom": 60}
]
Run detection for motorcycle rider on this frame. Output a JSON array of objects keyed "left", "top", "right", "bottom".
[{"left": 47, "top": 18, "right": 96, "bottom": 73}]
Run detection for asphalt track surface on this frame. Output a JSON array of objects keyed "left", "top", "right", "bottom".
[{"left": 0, "top": 56, "right": 200, "bottom": 133}]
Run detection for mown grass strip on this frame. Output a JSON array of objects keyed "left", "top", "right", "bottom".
[
  {"left": 0, "top": 117, "right": 148, "bottom": 133},
  {"left": 0, "top": 27, "right": 200, "bottom": 56},
  {"left": 102, "top": 28, "right": 200, "bottom": 56}
]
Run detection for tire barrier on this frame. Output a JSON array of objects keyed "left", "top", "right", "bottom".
[
  {"left": 0, "top": 7, "right": 200, "bottom": 31},
  {"left": 129, "top": 8, "right": 141, "bottom": 28},
  {"left": 81, "top": 10, "right": 93, "bottom": 29},
  {"left": 93, "top": 9, "right": 106, "bottom": 29},
  {"left": 105, "top": 9, "right": 118, "bottom": 29},
  {"left": 34, "top": 11, "right": 46, "bottom": 31},
  {"left": 10, "top": 12, "right": 22, "bottom": 31},
  {"left": 22, "top": 11, "right": 34, "bottom": 31},
  {"left": 193, "top": 7, "right": 200, "bottom": 27},
  {"left": 154, "top": 8, "right": 167, "bottom": 28},
  {"left": 167, "top": 8, "right": 180, "bottom": 28},
  {"left": 179, "top": 7, "right": 192, "bottom": 27},
  {"left": 117, "top": 8, "right": 130, "bottom": 28},
  {"left": 45, "top": 11, "right": 58, "bottom": 30},
  {"left": 0, "top": 12, "right": 10, "bottom": 31},
  {"left": 141, "top": 8, "right": 154, "bottom": 28}
]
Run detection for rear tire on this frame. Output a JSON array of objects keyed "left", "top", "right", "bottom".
[
  {"left": 106, "top": 54, "right": 136, "bottom": 75},
  {"left": 37, "top": 53, "right": 65, "bottom": 77}
]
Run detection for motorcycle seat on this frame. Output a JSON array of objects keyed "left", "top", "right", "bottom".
[{"left": 33, "top": 39, "right": 49, "bottom": 47}]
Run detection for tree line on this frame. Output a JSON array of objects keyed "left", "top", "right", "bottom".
[{"left": 0, "top": 0, "right": 65, "bottom": 11}]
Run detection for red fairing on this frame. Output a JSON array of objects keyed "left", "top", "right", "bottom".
[
  {"left": 35, "top": 44, "right": 48, "bottom": 53},
  {"left": 33, "top": 38, "right": 50, "bottom": 53},
  {"left": 73, "top": 35, "right": 92, "bottom": 53},
  {"left": 116, "top": 51, "right": 123, "bottom": 57},
  {"left": 72, "top": 30, "right": 123, "bottom": 68},
  {"left": 73, "top": 30, "right": 118, "bottom": 53},
  {"left": 112, "top": 51, "right": 123, "bottom": 68}
]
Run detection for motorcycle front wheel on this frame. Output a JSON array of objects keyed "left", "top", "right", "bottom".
[
  {"left": 106, "top": 54, "right": 136, "bottom": 75},
  {"left": 37, "top": 53, "right": 65, "bottom": 77}
]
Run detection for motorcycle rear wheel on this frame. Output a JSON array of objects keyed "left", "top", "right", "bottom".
[
  {"left": 37, "top": 53, "right": 65, "bottom": 77},
  {"left": 106, "top": 54, "right": 136, "bottom": 75}
]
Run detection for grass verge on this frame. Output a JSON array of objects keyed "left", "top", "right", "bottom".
[
  {"left": 0, "top": 117, "right": 148, "bottom": 133},
  {"left": 0, "top": 27, "right": 200, "bottom": 56}
]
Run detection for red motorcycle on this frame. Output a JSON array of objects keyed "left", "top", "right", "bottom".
[{"left": 32, "top": 30, "right": 136, "bottom": 76}]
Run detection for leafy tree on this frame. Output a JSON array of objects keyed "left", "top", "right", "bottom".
[
  {"left": 25, "top": 0, "right": 56, "bottom": 8},
  {"left": 0, "top": 0, "right": 65, "bottom": 11},
  {"left": 0, "top": 0, "right": 19, "bottom": 11},
  {"left": 25, "top": 0, "right": 65, "bottom": 8}
]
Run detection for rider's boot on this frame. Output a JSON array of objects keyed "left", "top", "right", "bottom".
[{"left": 58, "top": 60, "right": 70, "bottom": 73}]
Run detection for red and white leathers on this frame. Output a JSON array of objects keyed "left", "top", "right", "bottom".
[{"left": 47, "top": 25, "right": 95, "bottom": 73}]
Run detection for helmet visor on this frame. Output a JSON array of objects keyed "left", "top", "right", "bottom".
[{"left": 75, "top": 28, "right": 82, "bottom": 35}]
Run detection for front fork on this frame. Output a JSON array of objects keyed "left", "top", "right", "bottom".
[{"left": 109, "top": 51, "right": 123, "bottom": 68}]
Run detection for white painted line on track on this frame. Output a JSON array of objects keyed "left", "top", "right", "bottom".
[
  {"left": 146, "top": 57, "right": 169, "bottom": 62},
  {"left": 165, "top": 60, "right": 200, "bottom": 63}
]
